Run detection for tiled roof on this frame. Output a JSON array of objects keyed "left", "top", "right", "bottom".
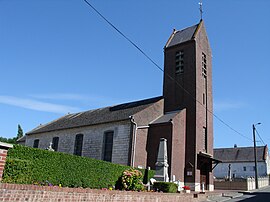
[
  {"left": 165, "top": 23, "right": 200, "bottom": 48},
  {"left": 27, "top": 96, "right": 163, "bottom": 135},
  {"left": 214, "top": 146, "right": 267, "bottom": 162},
  {"left": 151, "top": 110, "right": 181, "bottom": 124}
]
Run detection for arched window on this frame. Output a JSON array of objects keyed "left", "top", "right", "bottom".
[
  {"left": 74, "top": 134, "right": 83, "bottom": 156},
  {"left": 103, "top": 131, "right": 114, "bottom": 162},
  {"left": 52, "top": 137, "right": 59, "bottom": 151}
]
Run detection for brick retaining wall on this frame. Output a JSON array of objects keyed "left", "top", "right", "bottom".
[
  {"left": 0, "top": 183, "right": 206, "bottom": 202},
  {"left": 0, "top": 142, "right": 13, "bottom": 181},
  {"left": 0, "top": 142, "right": 206, "bottom": 201}
]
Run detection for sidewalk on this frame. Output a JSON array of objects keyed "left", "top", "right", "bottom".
[
  {"left": 203, "top": 189, "right": 243, "bottom": 202},
  {"left": 204, "top": 186, "right": 270, "bottom": 202}
]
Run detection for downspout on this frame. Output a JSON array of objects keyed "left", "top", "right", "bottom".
[{"left": 129, "top": 116, "right": 137, "bottom": 167}]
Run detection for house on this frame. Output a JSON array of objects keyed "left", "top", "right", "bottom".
[
  {"left": 213, "top": 145, "right": 270, "bottom": 179},
  {"left": 16, "top": 135, "right": 26, "bottom": 145},
  {"left": 25, "top": 20, "right": 215, "bottom": 191}
]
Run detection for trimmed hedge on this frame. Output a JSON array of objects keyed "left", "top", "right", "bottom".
[
  {"left": 2, "top": 145, "right": 154, "bottom": 189},
  {"left": 153, "top": 182, "right": 178, "bottom": 193}
]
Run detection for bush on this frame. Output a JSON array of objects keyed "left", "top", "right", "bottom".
[
  {"left": 153, "top": 182, "right": 178, "bottom": 193},
  {"left": 3, "top": 158, "right": 33, "bottom": 184},
  {"left": 2, "top": 144, "right": 154, "bottom": 190},
  {"left": 118, "top": 168, "right": 144, "bottom": 191}
]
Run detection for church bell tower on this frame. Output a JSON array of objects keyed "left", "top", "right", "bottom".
[{"left": 163, "top": 20, "right": 214, "bottom": 191}]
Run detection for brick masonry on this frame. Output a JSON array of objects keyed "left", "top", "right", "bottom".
[
  {"left": 0, "top": 183, "right": 206, "bottom": 202},
  {"left": 0, "top": 149, "right": 7, "bottom": 181},
  {"left": 0, "top": 143, "right": 13, "bottom": 181}
]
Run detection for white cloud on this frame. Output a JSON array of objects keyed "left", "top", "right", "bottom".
[
  {"left": 0, "top": 95, "right": 80, "bottom": 114},
  {"left": 30, "top": 93, "right": 126, "bottom": 107},
  {"left": 214, "top": 100, "right": 247, "bottom": 111},
  {"left": 30, "top": 93, "right": 88, "bottom": 100}
]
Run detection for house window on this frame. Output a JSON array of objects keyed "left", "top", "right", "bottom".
[
  {"left": 103, "top": 131, "right": 114, "bottom": 162},
  {"left": 74, "top": 134, "right": 83, "bottom": 156},
  {"left": 202, "top": 52, "right": 207, "bottom": 77},
  {"left": 243, "top": 166, "right": 246, "bottom": 171},
  {"left": 175, "top": 50, "right": 184, "bottom": 74},
  {"left": 33, "top": 139, "right": 39, "bottom": 148},
  {"left": 52, "top": 137, "right": 59, "bottom": 151}
]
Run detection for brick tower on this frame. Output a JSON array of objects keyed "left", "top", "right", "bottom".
[{"left": 163, "top": 20, "right": 214, "bottom": 191}]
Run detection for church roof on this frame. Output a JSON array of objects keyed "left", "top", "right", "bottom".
[
  {"left": 150, "top": 110, "right": 181, "bottom": 124},
  {"left": 165, "top": 22, "right": 200, "bottom": 48},
  {"left": 214, "top": 146, "right": 268, "bottom": 163},
  {"left": 27, "top": 96, "right": 163, "bottom": 135}
]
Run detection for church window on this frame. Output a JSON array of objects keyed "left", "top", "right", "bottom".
[
  {"left": 33, "top": 139, "right": 39, "bottom": 148},
  {"left": 103, "top": 131, "right": 114, "bottom": 162},
  {"left": 203, "top": 93, "right": 205, "bottom": 105},
  {"left": 74, "top": 134, "right": 83, "bottom": 156},
  {"left": 175, "top": 50, "right": 184, "bottom": 74},
  {"left": 52, "top": 137, "right": 59, "bottom": 151},
  {"left": 202, "top": 52, "right": 207, "bottom": 77},
  {"left": 203, "top": 127, "right": 207, "bottom": 152}
]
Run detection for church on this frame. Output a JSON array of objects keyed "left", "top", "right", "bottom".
[{"left": 25, "top": 20, "right": 215, "bottom": 191}]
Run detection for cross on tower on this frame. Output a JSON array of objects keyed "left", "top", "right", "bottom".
[{"left": 199, "top": 1, "right": 203, "bottom": 20}]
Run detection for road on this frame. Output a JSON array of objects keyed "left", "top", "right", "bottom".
[{"left": 227, "top": 186, "right": 270, "bottom": 202}]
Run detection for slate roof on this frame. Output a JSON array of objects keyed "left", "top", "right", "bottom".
[
  {"left": 151, "top": 110, "right": 181, "bottom": 124},
  {"left": 214, "top": 146, "right": 268, "bottom": 163},
  {"left": 27, "top": 96, "right": 163, "bottom": 135},
  {"left": 165, "top": 23, "right": 200, "bottom": 48},
  {"left": 16, "top": 135, "right": 26, "bottom": 142}
]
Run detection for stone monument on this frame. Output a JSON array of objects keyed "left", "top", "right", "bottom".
[{"left": 154, "top": 138, "right": 169, "bottom": 182}]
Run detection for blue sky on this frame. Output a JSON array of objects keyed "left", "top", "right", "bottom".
[{"left": 0, "top": 0, "right": 269, "bottom": 148}]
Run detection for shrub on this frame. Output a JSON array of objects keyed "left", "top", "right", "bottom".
[
  {"left": 3, "top": 144, "right": 154, "bottom": 190},
  {"left": 119, "top": 168, "right": 144, "bottom": 191},
  {"left": 2, "top": 158, "right": 33, "bottom": 184},
  {"left": 153, "top": 182, "right": 178, "bottom": 193}
]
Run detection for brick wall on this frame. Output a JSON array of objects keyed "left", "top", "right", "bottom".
[
  {"left": 0, "top": 142, "right": 13, "bottom": 181},
  {"left": 0, "top": 183, "right": 206, "bottom": 202}
]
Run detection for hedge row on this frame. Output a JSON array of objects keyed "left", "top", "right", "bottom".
[
  {"left": 153, "top": 182, "right": 178, "bottom": 193},
  {"left": 2, "top": 145, "right": 154, "bottom": 189}
]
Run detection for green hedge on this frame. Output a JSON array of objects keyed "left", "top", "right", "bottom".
[
  {"left": 2, "top": 145, "right": 154, "bottom": 189},
  {"left": 153, "top": 182, "right": 178, "bottom": 193}
]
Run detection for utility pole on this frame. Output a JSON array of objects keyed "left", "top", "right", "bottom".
[{"left": 253, "top": 123, "right": 260, "bottom": 189}]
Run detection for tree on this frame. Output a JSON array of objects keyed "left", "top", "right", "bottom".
[
  {"left": 17, "top": 124, "right": 23, "bottom": 139},
  {"left": 0, "top": 124, "right": 24, "bottom": 144}
]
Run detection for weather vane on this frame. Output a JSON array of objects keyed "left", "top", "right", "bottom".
[{"left": 199, "top": 1, "right": 203, "bottom": 21}]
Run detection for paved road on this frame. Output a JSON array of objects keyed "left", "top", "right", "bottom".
[{"left": 227, "top": 186, "right": 270, "bottom": 202}]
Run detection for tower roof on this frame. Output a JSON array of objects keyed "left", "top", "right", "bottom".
[{"left": 165, "top": 22, "right": 201, "bottom": 48}]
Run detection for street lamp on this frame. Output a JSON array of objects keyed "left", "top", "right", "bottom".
[{"left": 253, "top": 122, "right": 261, "bottom": 189}]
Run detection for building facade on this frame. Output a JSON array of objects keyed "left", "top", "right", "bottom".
[
  {"left": 25, "top": 20, "right": 215, "bottom": 191},
  {"left": 214, "top": 145, "right": 270, "bottom": 179}
]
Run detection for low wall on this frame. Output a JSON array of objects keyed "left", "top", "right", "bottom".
[
  {"left": 214, "top": 181, "right": 247, "bottom": 190},
  {"left": 214, "top": 177, "right": 270, "bottom": 191},
  {"left": 0, "top": 183, "right": 206, "bottom": 202},
  {"left": 0, "top": 142, "right": 13, "bottom": 181}
]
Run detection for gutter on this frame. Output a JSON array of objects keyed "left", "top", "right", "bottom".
[{"left": 129, "top": 116, "right": 137, "bottom": 167}]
